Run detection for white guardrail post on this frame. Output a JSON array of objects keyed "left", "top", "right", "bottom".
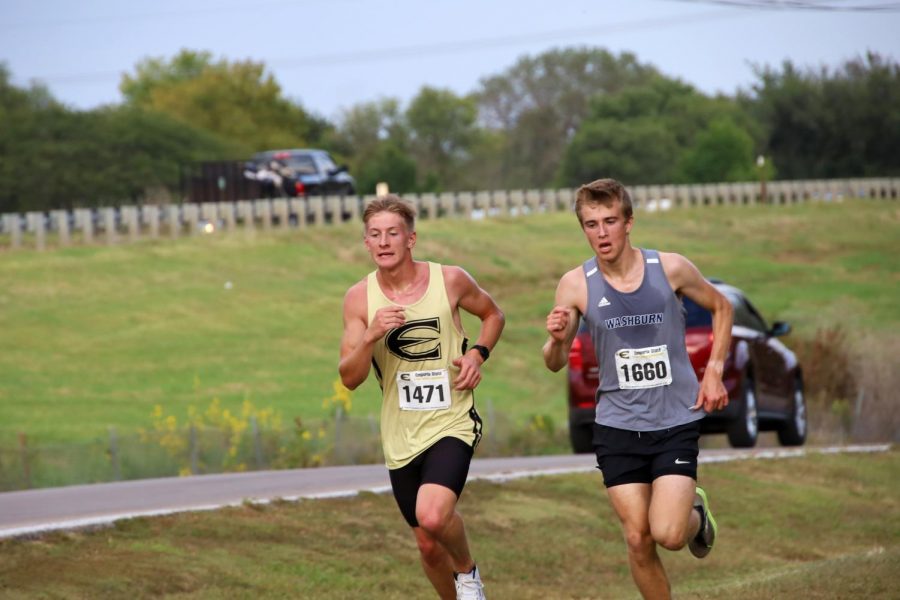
[
  {"left": 2, "top": 214, "right": 22, "bottom": 249},
  {"left": 144, "top": 204, "right": 159, "bottom": 239},
  {"left": 458, "top": 192, "right": 474, "bottom": 220},
  {"left": 420, "top": 193, "right": 438, "bottom": 220},
  {"left": 288, "top": 198, "right": 306, "bottom": 229},
  {"left": 167, "top": 205, "right": 181, "bottom": 239},
  {"left": 52, "top": 210, "right": 70, "bottom": 247},
  {"left": 310, "top": 197, "right": 325, "bottom": 226},
  {"left": 27, "top": 212, "right": 46, "bottom": 251}
]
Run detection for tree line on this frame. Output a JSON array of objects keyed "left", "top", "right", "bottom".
[{"left": 1, "top": 47, "right": 897, "bottom": 213}]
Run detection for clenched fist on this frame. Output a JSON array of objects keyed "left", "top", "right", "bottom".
[
  {"left": 546, "top": 306, "right": 573, "bottom": 341},
  {"left": 365, "top": 305, "right": 406, "bottom": 344}
]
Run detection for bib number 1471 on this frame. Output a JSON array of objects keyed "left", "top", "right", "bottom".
[{"left": 396, "top": 369, "right": 452, "bottom": 411}]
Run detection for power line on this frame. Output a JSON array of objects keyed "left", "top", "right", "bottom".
[
  {"left": 667, "top": 0, "right": 900, "bottom": 11},
  {"left": 268, "top": 11, "right": 741, "bottom": 69},
  {"left": 22, "top": 10, "right": 743, "bottom": 86}
]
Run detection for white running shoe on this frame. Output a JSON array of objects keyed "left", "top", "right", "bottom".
[{"left": 454, "top": 564, "right": 486, "bottom": 600}]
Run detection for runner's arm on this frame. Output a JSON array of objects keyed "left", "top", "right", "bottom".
[
  {"left": 338, "top": 282, "right": 407, "bottom": 390},
  {"left": 662, "top": 253, "right": 733, "bottom": 412},
  {"left": 445, "top": 266, "right": 505, "bottom": 390},
  {"left": 543, "top": 268, "right": 584, "bottom": 372}
]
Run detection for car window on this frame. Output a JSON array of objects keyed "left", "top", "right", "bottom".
[
  {"left": 682, "top": 296, "right": 712, "bottom": 327},
  {"left": 730, "top": 293, "right": 767, "bottom": 333},
  {"left": 741, "top": 296, "right": 769, "bottom": 333},
  {"left": 317, "top": 154, "right": 338, "bottom": 173},
  {"left": 284, "top": 155, "right": 317, "bottom": 175}
]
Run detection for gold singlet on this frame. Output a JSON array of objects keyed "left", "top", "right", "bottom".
[{"left": 367, "top": 262, "right": 483, "bottom": 469}]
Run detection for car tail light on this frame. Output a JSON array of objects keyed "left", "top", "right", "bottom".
[
  {"left": 294, "top": 181, "right": 306, "bottom": 196},
  {"left": 568, "top": 336, "right": 583, "bottom": 371},
  {"left": 685, "top": 330, "right": 714, "bottom": 354}
]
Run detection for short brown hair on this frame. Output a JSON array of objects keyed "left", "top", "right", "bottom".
[
  {"left": 362, "top": 194, "right": 417, "bottom": 232},
  {"left": 574, "top": 178, "right": 633, "bottom": 224}
]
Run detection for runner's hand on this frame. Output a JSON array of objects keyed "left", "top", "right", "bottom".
[
  {"left": 691, "top": 369, "right": 729, "bottom": 412},
  {"left": 546, "top": 306, "right": 572, "bottom": 342},
  {"left": 365, "top": 305, "right": 405, "bottom": 344},
  {"left": 452, "top": 353, "right": 482, "bottom": 390}
]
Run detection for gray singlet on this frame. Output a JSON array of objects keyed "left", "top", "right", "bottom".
[{"left": 582, "top": 248, "right": 703, "bottom": 431}]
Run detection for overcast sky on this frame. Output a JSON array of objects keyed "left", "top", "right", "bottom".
[{"left": 2, "top": 0, "right": 898, "bottom": 120}]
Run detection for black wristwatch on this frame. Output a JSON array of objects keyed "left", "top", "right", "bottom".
[{"left": 470, "top": 344, "right": 490, "bottom": 362}]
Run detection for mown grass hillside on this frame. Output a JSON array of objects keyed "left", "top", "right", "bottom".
[
  {"left": 1, "top": 449, "right": 897, "bottom": 598},
  {"left": 1, "top": 200, "right": 897, "bottom": 445}
]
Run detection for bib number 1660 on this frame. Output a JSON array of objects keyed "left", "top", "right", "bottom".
[
  {"left": 613, "top": 345, "right": 673, "bottom": 390},
  {"left": 621, "top": 361, "right": 668, "bottom": 383}
]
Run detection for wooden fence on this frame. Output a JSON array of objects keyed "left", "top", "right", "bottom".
[{"left": 1, "top": 177, "right": 897, "bottom": 251}]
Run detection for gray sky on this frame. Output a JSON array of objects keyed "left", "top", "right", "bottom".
[{"left": 2, "top": 0, "right": 898, "bottom": 120}]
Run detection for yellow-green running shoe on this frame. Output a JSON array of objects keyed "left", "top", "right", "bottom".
[{"left": 689, "top": 486, "right": 717, "bottom": 558}]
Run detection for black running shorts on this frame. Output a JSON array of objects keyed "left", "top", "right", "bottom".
[
  {"left": 593, "top": 421, "right": 701, "bottom": 488},
  {"left": 388, "top": 436, "right": 475, "bottom": 527}
]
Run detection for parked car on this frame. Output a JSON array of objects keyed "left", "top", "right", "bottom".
[
  {"left": 566, "top": 280, "right": 807, "bottom": 452},
  {"left": 246, "top": 149, "right": 355, "bottom": 198}
]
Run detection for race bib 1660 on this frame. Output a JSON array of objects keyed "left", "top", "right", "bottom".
[{"left": 613, "top": 345, "right": 673, "bottom": 390}]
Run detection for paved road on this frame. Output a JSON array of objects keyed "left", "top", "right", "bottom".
[{"left": 0, "top": 444, "right": 889, "bottom": 539}]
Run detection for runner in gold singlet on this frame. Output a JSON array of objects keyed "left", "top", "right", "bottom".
[
  {"left": 367, "top": 261, "right": 484, "bottom": 470},
  {"left": 340, "top": 195, "right": 504, "bottom": 600}
]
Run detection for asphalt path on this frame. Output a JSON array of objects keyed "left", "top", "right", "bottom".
[{"left": 0, "top": 444, "right": 889, "bottom": 539}]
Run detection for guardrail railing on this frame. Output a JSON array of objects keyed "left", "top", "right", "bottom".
[{"left": 1, "top": 177, "right": 897, "bottom": 251}]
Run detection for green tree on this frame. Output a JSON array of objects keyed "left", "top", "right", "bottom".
[
  {"left": 558, "top": 76, "right": 757, "bottom": 186},
  {"left": 333, "top": 99, "right": 406, "bottom": 158},
  {"left": 355, "top": 142, "right": 418, "bottom": 196},
  {"left": 748, "top": 52, "right": 900, "bottom": 178},
  {"left": 330, "top": 98, "right": 410, "bottom": 193},
  {"left": 0, "top": 65, "right": 59, "bottom": 211},
  {"left": 476, "top": 48, "right": 661, "bottom": 187},
  {"left": 99, "top": 107, "right": 243, "bottom": 201},
  {"left": 120, "top": 49, "right": 213, "bottom": 105},
  {"left": 120, "top": 49, "right": 322, "bottom": 153},
  {"left": 677, "top": 118, "right": 757, "bottom": 183},
  {"left": 406, "top": 87, "right": 479, "bottom": 191},
  {"left": 559, "top": 117, "right": 679, "bottom": 186},
  {"left": 1, "top": 65, "right": 237, "bottom": 211}
]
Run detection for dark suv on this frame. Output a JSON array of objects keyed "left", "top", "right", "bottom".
[
  {"left": 247, "top": 149, "right": 356, "bottom": 198},
  {"left": 567, "top": 281, "right": 807, "bottom": 452}
]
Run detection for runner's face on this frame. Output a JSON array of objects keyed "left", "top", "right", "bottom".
[
  {"left": 364, "top": 211, "right": 415, "bottom": 268},
  {"left": 580, "top": 201, "right": 632, "bottom": 261}
]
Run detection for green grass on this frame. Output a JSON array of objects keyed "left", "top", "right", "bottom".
[
  {"left": 0, "top": 200, "right": 898, "bottom": 446},
  {"left": 1, "top": 450, "right": 897, "bottom": 598}
]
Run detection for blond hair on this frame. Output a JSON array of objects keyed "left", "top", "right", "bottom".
[{"left": 362, "top": 194, "right": 416, "bottom": 232}]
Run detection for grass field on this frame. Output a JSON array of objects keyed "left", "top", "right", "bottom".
[
  {"left": 1, "top": 449, "right": 897, "bottom": 598},
  {"left": 1, "top": 200, "right": 898, "bottom": 448}
]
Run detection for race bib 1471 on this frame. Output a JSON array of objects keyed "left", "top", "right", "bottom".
[{"left": 396, "top": 369, "right": 452, "bottom": 411}]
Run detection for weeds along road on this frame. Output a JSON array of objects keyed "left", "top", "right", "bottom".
[{"left": 0, "top": 444, "right": 889, "bottom": 539}]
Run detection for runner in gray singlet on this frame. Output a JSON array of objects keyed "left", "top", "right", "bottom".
[
  {"left": 583, "top": 248, "right": 701, "bottom": 431},
  {"left": 542, "top": 178, "right": 734, "bottom": 600}
]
